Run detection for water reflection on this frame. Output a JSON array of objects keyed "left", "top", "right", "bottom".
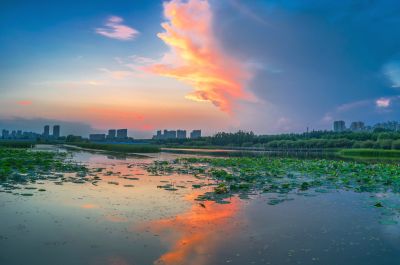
[
  {"left": 1, "top": 149, "right": 400, "bottom": 265},
  {"left": 148, "top": 192, "right": 242, "bottom": 265}
]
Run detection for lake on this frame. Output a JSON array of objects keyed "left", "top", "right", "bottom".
[{"left": 1, "top": 148, "right": 400, "bottom": 265}]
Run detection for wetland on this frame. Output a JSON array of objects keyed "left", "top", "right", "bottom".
[{"left": 1, "top": 145, "right": 400, "bottom": 265}]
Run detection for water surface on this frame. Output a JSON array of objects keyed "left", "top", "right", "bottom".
[{"left": 1, "top": 149, "right": 400, "bottom": 265}]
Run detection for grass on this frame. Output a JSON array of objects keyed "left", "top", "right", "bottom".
[
  {"left": 69, "top": 142, "right": 160, "bottom": 153},
  {"left": 0, "top": 141, "right": 35, "bottom": 148},
  {"left": 338, "top": 148, "right": 400, "bottom": 158}
]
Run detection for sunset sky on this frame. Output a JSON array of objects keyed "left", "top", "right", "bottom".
[{"left": 1, "top": 0, "right": 400, "bottom": 137}]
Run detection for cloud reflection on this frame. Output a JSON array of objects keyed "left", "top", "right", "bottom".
[{"left": 148, "top": 193, "right": 241, "bottom": 265}]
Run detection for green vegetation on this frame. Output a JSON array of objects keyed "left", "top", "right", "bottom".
[
  {"left": 0, "top": 141, "right": 35, "bottom": 148},
  {"left": 0, "top": 148, "right": 86, "bottom": 183},
  {"left": 145, "top": 157, "right": 400, "bottom": 205},
  {"left": 338, "top": 149, "right": 400, "bottom": 158},
  {"left": 69, "top": 142, "right": 160, "bottom": 153},
  {"left": 154, "top": 130, "right": 400, "bottom": 150}
]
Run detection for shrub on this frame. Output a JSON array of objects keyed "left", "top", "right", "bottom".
[
  {"left": 392, "top": 140, "right": 400, "bottom": 150},
  {"left": 378, "top": 139, "right": 393, "bottom": 149}
]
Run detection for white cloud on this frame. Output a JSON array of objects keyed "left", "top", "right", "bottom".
[
  {"left": 98, "top": 68, "right": 134, "bottom": 80},
  {"left": 336, "top": 99, "right": 370, "bottom": 112},
  {"left": 95, "top": 16, "right": 139, "bottom": 41},
  {"left": 383, "top": 61, "right": 400, "bottom": 88},
  {"left": 376, "top": 97, "right": 391, "bottom": 108}
]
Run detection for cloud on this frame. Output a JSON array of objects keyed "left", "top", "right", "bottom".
[
  {"left": 0, "top": 117, "right": 97, "bottom": 136},
  {"left": 383, "top": 61, "right": 400, "bottom": 88},
  {"left": 228, "top": 0, "right": 270, "bottom": 27},
  {"left": 16, "top": 100, "right": 32, "bottom": 106},
  {"left": 376, "top": 97, "right": 391, "bottom": 108},
  {"left": 336, "top": 99, "right": 370, "bottom": 113},
  {"left": 146, "top": 0, "right": 252, "bottom": 113},
  {"left": 95, "top": 16, "right": 139, "bottom": 41},
  {"left": 98, "top": 68, "right": 134, "bottom": 80}
]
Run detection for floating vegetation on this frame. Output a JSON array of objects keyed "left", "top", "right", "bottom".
[
  {"left": 0, "top": 148, "right": 88, "bottom": 194},
  {"left": 107, "top": 181, "right": 119, "bottom": 185},
  {"left": 123, "top": 177, "right": 140, "bottom": 180},
  {"left": 20, "top": 193, "right": 33, "bottom": 196},
  {"left": 144, "top": 157, "right": 400, "bottom": 209}
]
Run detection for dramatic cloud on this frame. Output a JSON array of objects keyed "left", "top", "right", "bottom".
[
  {"left": 95, "top": 16, "right": 139, "bottom": 40},
  {"left": 376, "top": 97, "right": 391, "bottom": 108},
  {"left": 147, "top": 0, "right": 252, "bottom": 113}
]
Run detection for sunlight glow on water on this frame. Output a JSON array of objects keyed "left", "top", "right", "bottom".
[{"left": 0, "top": 150, "right": 400, "bottom": 265}]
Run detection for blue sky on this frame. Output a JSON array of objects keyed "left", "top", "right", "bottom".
[{"left": 0, "top": 0, "right": 399, "bottom": 137}]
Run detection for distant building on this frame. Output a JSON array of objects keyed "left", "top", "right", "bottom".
[
  {"left": 190, "top": 130, "right": 202, "bottom": 139},
  {"left": 43, "top": 125, "right": 50, "bottom": 137},
  {"left": 53, "top": 125, "right": 60, "bottom": 138},
  {"left": 373, "top": 121, "right": 399, "bottom": 132},
  {"left": 153, "top": 129, "right": 201, "bottom": 140},
  {"left": 89, "top": 134, "right": 106, "bottom": 141},
  {"left": 2, "top": 129, "right": 9, "bottom": 139},
  {"left": 177, "top": 130, "right": 187, "bottom": 139},
  {"left": 350, "top": 121, "right": 365, "bottom": 131},
  {"left": 116, "top": 129, "right": 128, "bottom": 140},
  {"left": 107, "top": 129, "right": 116, "bottom": 140},
  {"left": 164, "top": 130, "right": 177, "bottom": 139},
  {"left": 333, "top": 120, "right": 346, "bottom": 132}
]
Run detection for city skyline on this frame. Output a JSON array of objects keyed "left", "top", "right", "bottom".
[
  {"left": 1, "top": 0, "right": 400, "bottom": 137},
  {"left": 2, "top": 119, "right": 400, "bottom": 141}
]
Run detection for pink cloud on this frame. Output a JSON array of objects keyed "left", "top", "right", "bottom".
[
  {"left": 16, "top": 100, "right": 32, "bottom": 106},
  {"left": 376, "top": 97, "right": 391, "bottom": 108},
  {"left": 146, "top": 0, "right": 252, "bottom": 113},
  {"left": 96, "top": 16, "right": 139, "bottom": 41}
]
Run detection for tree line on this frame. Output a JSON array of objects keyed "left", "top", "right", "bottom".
[{"left": 154, "top": 130, "right": 400, "bottom": 150}]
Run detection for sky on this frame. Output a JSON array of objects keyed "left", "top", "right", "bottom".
[{"left": 1, "top": 0, "right": 400, "bottom": 138}]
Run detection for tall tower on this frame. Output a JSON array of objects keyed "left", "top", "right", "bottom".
[
  {"left": 53, "top": 125, "right": 60, "bottom": 138},
  {"left": 43, "top": 125, "right": 50, "bottom": 137}
]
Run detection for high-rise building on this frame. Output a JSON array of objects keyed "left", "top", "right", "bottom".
[
  {"left": 333, "top": 120, "right": 346, "bottom": 132},
  {"left": 177, "top": 130, "right": 187, "bottom": 139},
  {"left": 373, "top": 121, "right": 399, "bottom": 132},
  {"left": 2, "top": 129, "right": 9, "bottom": 139},
  {"left": 43, "top": 125, "right": 50, "bottom": 137},
  {"left": 107, "top": 129, "right": 116, "bottom": 139},
  {"left": 116, "top": 129, "right": 128, "bottom": 139},
  {"left": 350, "top": 121, "right": 365, "bottom": 131},
  {"left": 89, "top": 134, "right": 106, "bottom": 141},
  {"left": 163, "top": 130, "right": 177, "bottom": 139},
  {"left": 190, "top": 130, "right": 202, "bottom": 139},
  {"left": 53, "top": 125, "right": 60, "bottom": 138}
]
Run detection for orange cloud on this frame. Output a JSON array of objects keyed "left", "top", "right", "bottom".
[{"left": 147, "top": 0, "right": 252, "bottom": 113}]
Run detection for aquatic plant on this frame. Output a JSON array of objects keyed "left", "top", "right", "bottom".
[
  {"left": 0, "top": 148, "right": 87, "bottom": 184},
  {"left": 145, "top": 157, "right": 400, "bottom": 205}
]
